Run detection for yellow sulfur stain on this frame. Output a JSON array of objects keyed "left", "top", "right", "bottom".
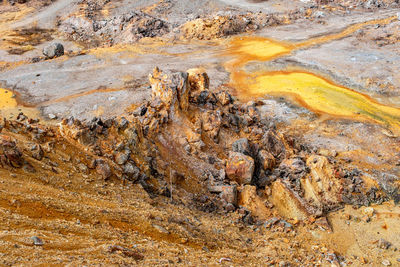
[
  {"left": 0, "top": 88, "right": 17, "bottom": 109},
  {"left": 236, "top": 71, "right": 400, "bottom": 132},
  {"left": 226, "top": 16, "right": 400, "bottom": 134},
  {"left": 226, "top": 36, "right": 292, "bottom": 68}
]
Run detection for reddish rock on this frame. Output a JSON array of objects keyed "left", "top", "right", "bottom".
[
  {"left": 0, "top": 135, "right": 23, "bottom": 168},
  {"left": 220, "top": 185, "right": 238, "bottom": 206},
  {"left": 96, "top": 160, "right": 112, "bottom": 179},
  {"left": 258, "top": 150, "right": 276, "bottom": 170},
  {"left": 225, "top": 152, "right": 254, "bottom": 185}
]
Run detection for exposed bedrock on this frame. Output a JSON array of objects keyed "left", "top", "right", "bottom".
[{"left": 1, "top": 68, "right": 398, "bottom": 223}]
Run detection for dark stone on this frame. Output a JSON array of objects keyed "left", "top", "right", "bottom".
[
  {"left": 232, "top": 138, "right": 250, "bottom": 155},
  {"left": 43, "top": 43, "right": 64, "bottom": 59}
]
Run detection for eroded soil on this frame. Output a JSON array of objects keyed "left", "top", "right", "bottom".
[{"left": 1, "top": 0, "right": 400, "bottom": 266}]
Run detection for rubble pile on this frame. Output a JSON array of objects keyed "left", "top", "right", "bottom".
[
  {"left": 0, "top": 68, "right": 396, "bottom": 224},
  {"left": 60, "top": 9, "right": 170, "bottom": 47}
]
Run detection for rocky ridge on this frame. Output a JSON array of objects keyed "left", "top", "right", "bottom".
[{"left": 1, "top": 68, "right": 396, "bottom": 224}]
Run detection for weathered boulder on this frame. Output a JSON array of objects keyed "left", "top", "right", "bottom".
[
  {"left": 43, "top": 43, "right": 64, "bottom": 59},
  {"left": 301, "top": 155, "right": 343, "bottom": 208},
  {"left": 96, "top": 160, "right": 112, "bottom": 179},
  {"left": 270, "top": 180, "right": 321, "bottom": 220},
  {"left": 149, "top": 67, "right": 189, "bottom": 112},
  {"left": 123, "top": 162, "right": 141, "bottom": 181},
  {"left": 239, "top": 185, "right": 271, "bottom": 219},
  {"left": 187, "top": 68, "right": 209, "bottom": 92},
  {"left": 226, "top": 151, "right": 254, "bottom": 185}
]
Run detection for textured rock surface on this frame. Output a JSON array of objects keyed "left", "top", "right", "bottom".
[
  {"left": 42, "top": 43, "right": 64, "bottom": 59},
  {"left": 225, "top": 151, "right": 255, "bottom": 185}
]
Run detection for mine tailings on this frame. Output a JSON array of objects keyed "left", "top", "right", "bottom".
[{"left": 225, "top": 15, "right": 400, "bottom": 135}]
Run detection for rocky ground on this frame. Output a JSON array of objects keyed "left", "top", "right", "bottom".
[{"left": 1, "top": 0, "right": 400, "bottom": 266}]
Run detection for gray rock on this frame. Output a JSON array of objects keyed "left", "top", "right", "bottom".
[
  {"left": 48, "top": 113, "right": 57, "bottom": 120},
  {"left": 232, "top": 138, "right": 250, "bottom": 155},
  {"left": 115, "top": 151, "right": 130, "bottom": 165},
  {"left": 31, "top": 236, "right": 44, "bottom": 246},
  {"left": 43, "top": 43, "right": 64, "bottom": 59},
  {"left": 152, "top": 224, "right": 169, "bottom": 234},
  {"left": 123, "top": 162, "right": 140, "bottom": 180}
]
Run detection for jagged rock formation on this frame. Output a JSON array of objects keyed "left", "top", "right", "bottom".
[{"left": 0, "top": 68, "right": 396, "bottom": 224}]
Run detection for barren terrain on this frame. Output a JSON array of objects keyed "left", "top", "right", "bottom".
[{"left": 1, "top": 0, "right": 400, "bottom": 266}]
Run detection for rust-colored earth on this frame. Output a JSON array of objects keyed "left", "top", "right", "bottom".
[{"left": 1, "top": 0, "right": 400, "bottom": 266}]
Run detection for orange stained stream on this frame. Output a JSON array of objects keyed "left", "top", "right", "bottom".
[{"left": 225, "top": 15, "right": 400, "bottom": 134}]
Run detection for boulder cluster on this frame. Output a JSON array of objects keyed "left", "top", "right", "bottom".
[{"left": 0, "top": 68, "right": 391, "bottom": 222}]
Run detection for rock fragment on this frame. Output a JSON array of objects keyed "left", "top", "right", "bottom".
[
  {"left": 232, "top": 138, "right": 250, "bottom": 155},
  {"left": 377, "top": 238, "right": 392, "bottom": 250},
  {"left": 219, "top": 185, "right": 238, "bottom": 206},
  {"left": 225, "top": 152, "right": 254, "bottom": 185},
  {"left": 31, "top": 144, "right": 44, "bottom": 161},
  {"left": 152, "top": 224, "right": 169, "bottom": 234},
  {"left": 258, "top": 150, "right": 276, "bottom": 170},
  {"left": 96, "top": 160, "right": 111, "bottom": 179},
  {"left": 123, "top": 162, "right": 140, "bottom": 181},
  {"left": 149, "top": 67, "right": 190, "bottom": 113},
  {"left": 0, "top": 135, "right": 23, "bottom": 168},
  {"left": 48, "top": 114, "right": 57, "bottom": 120},
  {"left": 187, "top": 68, "right": 209, "bottom": 92},
  {"left": 115, "top": 151, "right": 130, "bottom": 165},
  {"left": 271, "top": 180, "right": 320, "bottom": 220},
  {"left": 43, "top": 43, "right": 64, "bottom": 59},
  {"left": 201, "top": 110, "right": 222, "bottom": 141},
  {"left": 216, "top": 91, "right": 233, "bottom": 106},
  {"left": 108, "top": 245, "right": 143, "bottom": 260},
  {"left": 382, "top": 259, "right": 391, "bottom": 266},
  {"left": 31, "top": 236, "right": 44, "bottom": 246}
]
